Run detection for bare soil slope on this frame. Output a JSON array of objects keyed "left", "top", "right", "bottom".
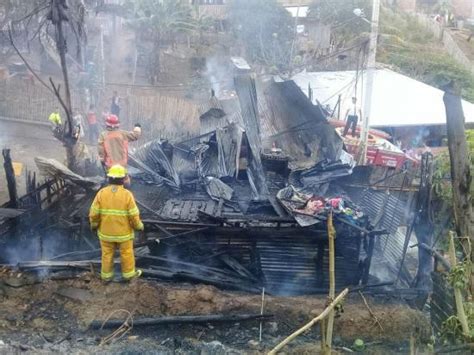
[{"left": 0, "top": 270, "right": 430, "bottom": 354}]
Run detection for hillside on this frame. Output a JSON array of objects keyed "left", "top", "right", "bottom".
[{"left": 377, "top": 8, "right": 474, "bottom": 102}]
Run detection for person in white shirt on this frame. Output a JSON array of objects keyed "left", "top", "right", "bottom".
[{"left": 342, "top": 97, "right": 362, "bottom": 138}]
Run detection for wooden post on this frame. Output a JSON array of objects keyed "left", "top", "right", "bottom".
[
  {"left": 412, "top": 152, "right": 435, "bottom": 296},
  {"left": 362, "top": 234, "right": 375, "bottom": 285},
  {"left": 320, "top": 318, "right": 327, "bottom": 352},
  {"left": 2, "top": 149, "right": 18, "bottom": 208},
  {"left": 325, "top": 211, "right": 336, "bottom": 354},
  {"left": 443, "top": 82, "right": 473, "bottom": 297}
]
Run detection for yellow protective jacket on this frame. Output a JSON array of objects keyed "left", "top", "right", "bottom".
[
  {"left": 49, "top": 112, "right": 62, "bottom": 125},
  {"left": 89, "top": 184, "right": 144, "bottom": 242}
]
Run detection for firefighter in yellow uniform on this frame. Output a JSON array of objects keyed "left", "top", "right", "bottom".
[{"left": 89, "top": 164, "right": 144, "bottom": 281}]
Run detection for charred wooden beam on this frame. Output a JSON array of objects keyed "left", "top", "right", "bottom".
[
  {"left": 219, "top": 254, "right": 259, "bottom": 282},
  {"left": 138, "top": 255, "right": 255, "bottom": 280},
  {"left": 89, "top": 313, "right": 274, "bottom": 329},
  {"left": 143, "top": 219, "right": 219, "bottom": 229},
  {"left": 135, "top": 199, "right": 173, "bottom": 237},
  {"left": 44, "top": 240, "right": 160, "bottom": 261},
  {"left": 416, "top": 243, "right": 451, "bottom": 272},
  {"left": 2, "top": 149, "right": 18, "bottom": 208},
  {"left": 142, "top": 267, "right": 260, "bottom": 293},
  {"left": 157, "top": 227, "right": 211, "bottom": 241}
]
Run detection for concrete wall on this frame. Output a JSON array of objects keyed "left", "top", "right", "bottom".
[{"left": 415, "top": 13, "right": 474, "bottom": 74}]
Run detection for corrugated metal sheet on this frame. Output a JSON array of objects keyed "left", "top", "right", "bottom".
[
  {"left": 357, "top": 188, "right": 414, "bottom": 284},
  {"left": 210, "top": 230, "right": 363, "bottom": 295},
  {"left": 137, "top": 187, "right": 366, "bottom": 295},
  {"left": 198, "top": 96, "right": 224, "bottom": 117},
  {"left": 199, "top": 97, "right": 244, "bottom": 135},
  {"left": 262, "top": 80, "right": 343, "bottom": 169}
]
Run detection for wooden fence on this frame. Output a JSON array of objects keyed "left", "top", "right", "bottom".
[
  {"left": 0, "top": 79, "right": 201, "bottom": 142},
  {"left": 431, "top": 271, "right": 456, "bottom": 336},
  {"left": 0, "top": 80, "right": 82, "bottom": 124}
]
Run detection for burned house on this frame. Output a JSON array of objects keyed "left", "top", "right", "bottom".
[{"left": 0, "top": 69, "right": 426, "bottom": 299}]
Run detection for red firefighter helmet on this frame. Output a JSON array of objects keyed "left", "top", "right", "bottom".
[{"left": 105, "top": 114, "right": 120, "bottom": 128}]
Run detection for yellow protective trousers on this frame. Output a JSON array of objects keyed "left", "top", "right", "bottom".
[{"left": 100, "top": 240, "right": 136, "bottom": 280}]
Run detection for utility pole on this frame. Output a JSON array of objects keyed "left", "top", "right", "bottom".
[{"left": 359, "top": 0, "right": 381, "bottom": 165}]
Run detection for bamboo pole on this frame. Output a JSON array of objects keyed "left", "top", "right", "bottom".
[
  {"left": 259, "top": 287, "right": 265, "bottom": 342},
  {"left": 268, "top": 288, "right": 349, "bottom": 355},
  {"left": 448, "top": 231, "right": 470, "bottom": 338},
  {"left": 325, "top": 211, "right": 336, "bottom": 354},
  {"left": 320, "top": 318, "right": 327, "bottom": 352}
]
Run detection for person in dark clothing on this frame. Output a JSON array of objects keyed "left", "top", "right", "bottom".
[
  {"left": 110, "top": 91, "right": 121, "bottom": 117},
  {"left": 342, "top": 97, "right": 362, "bottom": 137},
  {"left": 87, "top": 104, "right": 100, "bottom": 144}
]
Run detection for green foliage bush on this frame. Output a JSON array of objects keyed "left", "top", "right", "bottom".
[
  {"left": 432, "top": 130, "right": 474, "bottom": 203},
  {"left": 229, "top": 0, "right": 294, "bottom": 71}
]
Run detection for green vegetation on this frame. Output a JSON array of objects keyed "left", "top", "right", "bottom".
[
  {"left": 229, "top": 0, "right": 294, "bottom": 72},
  {"left": 431, "top": 131, "right": 473, "bottom": 250},
  {"left": 308, "top": 0, "right": 371, "bottom": 49},
  {"left": 441, "top": 261, "right": 474, "bottom": 343},
  {"left": 432, "top": 130, "right": 474, "bottom": 204},
  {"left": 441, "top": 301, "right": 474, "bottom": 342},
  {"left": 124, "top": 0, "right": 195, "bottom": 82},
  {"left": 378, "top": 8, "right": 474, "bottom": 102}
]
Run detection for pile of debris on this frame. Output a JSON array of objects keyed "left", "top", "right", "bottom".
[{"left": 2, "top": 71, "right": 424, "bottom": 298}]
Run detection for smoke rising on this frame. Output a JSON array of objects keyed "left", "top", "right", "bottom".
[
  {"left": 204, "top": 57, "right": 233, "bottom": 99},
  {"left": 2, "top": 230, "right": 72, "bottom": 265}
]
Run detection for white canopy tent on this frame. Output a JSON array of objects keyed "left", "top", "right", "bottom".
[{"left": 292, "top": 69, "right": 474, "bottom": 127}]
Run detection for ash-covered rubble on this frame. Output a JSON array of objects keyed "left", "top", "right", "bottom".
[{"left": 1, "top": 72, "right": 420, "bottom": 297}]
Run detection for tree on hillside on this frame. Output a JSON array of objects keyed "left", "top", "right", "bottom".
[
  {"left": 229, "top": 0, "right": 294, "bottom": 73},
  {"left": 124, "top": 0, "right": 195, "bottom": 84},
  {"left": 377, "top": 7, "right": 474, "bottom": 102},
  {"left": 308, "top": 0, "right": 371, "bottom": 49},
  {"left": 9, "top": 0, "right": 87, "bottom": 172}
]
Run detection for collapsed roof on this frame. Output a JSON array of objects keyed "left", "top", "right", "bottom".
[{"left": 0, "top": 71, "right": 419, "bottom": 296}]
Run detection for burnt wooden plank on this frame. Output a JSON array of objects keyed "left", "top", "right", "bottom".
[
  {"left": 204, "top": 200, "right": 217, "bottom": 215},
  {"left": 0, "top": 208, "right": 25, "bottom": 218},
  {"left": 170, "top": 200, "right": 184, "bottom": 220},
  {"left": 159, "top": 200, "right": 174, "bottom": 219},
  {"left": 180, "top": 200, "right": 193, "bottom": 221}
]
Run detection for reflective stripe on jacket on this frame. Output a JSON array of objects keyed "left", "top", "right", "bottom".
[
  {"left": 97, "top": 128, "right": 140, "bottom": 169},
  {"left": 89, "top": 184, "right": 144, "bottom": 242}
]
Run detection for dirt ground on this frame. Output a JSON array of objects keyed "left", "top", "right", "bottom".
[
  {"left": 0, "top": 269, "right": 431, "bottom": 354},
  {"left": 0, "top": 120, "right": 66, "bottom": 205}
]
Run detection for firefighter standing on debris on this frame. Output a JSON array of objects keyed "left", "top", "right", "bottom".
[
  {"left": 98, "top": 114, "right": 142, "bottom": 181},
  {"left": 89, "top": 164, "right": 144, "bottom": 281}
]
